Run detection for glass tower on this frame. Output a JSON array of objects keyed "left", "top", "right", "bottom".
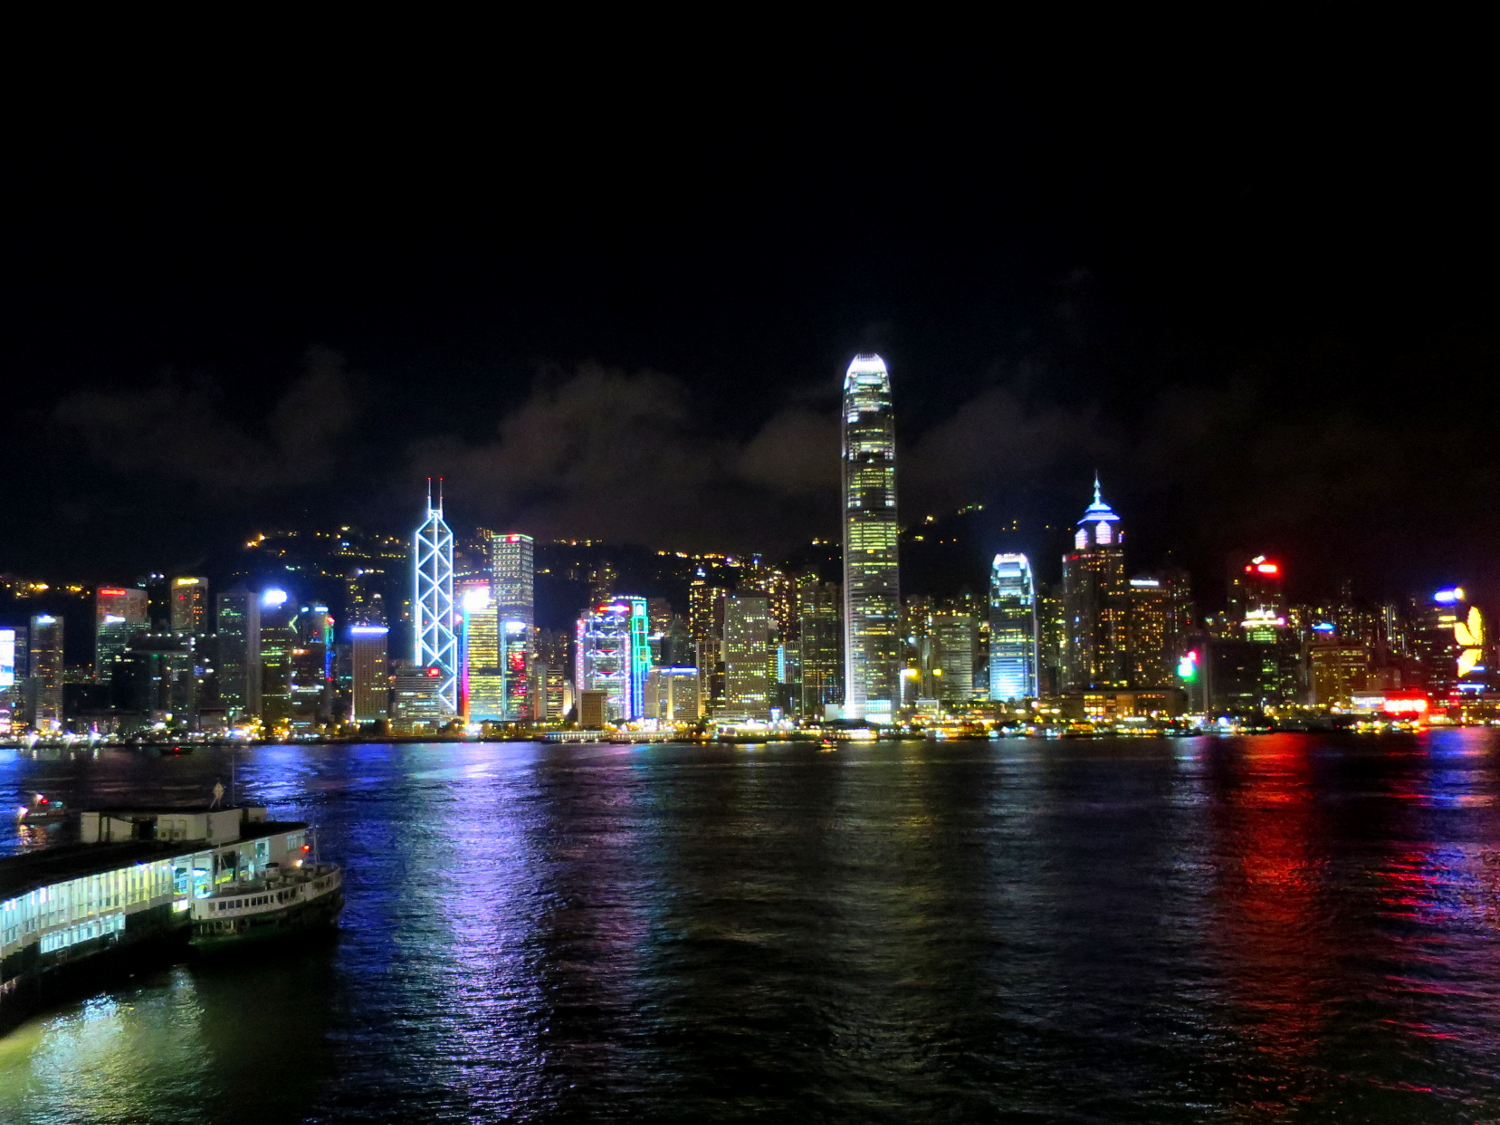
[
  {"left": 215, "top": 585, "right": 262, "bottom": 719},
  {"left": 989, "top": 554, "right": 1039, "bottom": 700},
  {"left": 95, "top": 586, "right": 148, "bottom": 679},
  {"left": 840, "top": 354, "right": 900, "bottom": 721},
  {"left": 414, "top": 483, "right": 458, "bottom": 714}
]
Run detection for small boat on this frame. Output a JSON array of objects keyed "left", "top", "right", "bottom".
[
  {"left": 158, "top": 743, "right": 194, "bottom": 755},
  {"left": 15, "top": 793, "right": 67, "bottom": 823},
  {"left": 191, "top": 861, "right": 344, "bottom": 952}
]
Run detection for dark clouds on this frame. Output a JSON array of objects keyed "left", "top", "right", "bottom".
[
  {"left": 55, "top": 348, "right": 357, "bottom": 493},
  {"left": 30, "top": 338, "right": 1500, "bottom": 607}
]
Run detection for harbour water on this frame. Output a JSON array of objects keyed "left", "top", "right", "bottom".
[{"left": 3, "top": 732, "right": 1500, "bottom": 1123}]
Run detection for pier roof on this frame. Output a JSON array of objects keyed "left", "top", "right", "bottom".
[{"left": 0, "top": 820, "right": 307, "bottom": 901}]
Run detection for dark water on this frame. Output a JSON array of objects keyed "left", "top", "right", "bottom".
[{"left": 4, "top": 733, "right": 1500, "bottom": 1123}]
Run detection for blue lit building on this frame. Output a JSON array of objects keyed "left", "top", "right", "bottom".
[
  {"left": 414, "top": 484, "right": 457, "bottom": 714},
  {"left": 989, "top": 553, "right": 1038, "bottom": 701}
]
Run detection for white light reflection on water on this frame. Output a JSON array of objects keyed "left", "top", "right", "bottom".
[{"left": 0, "top": 970, "right": 208, "bottom": 1125}]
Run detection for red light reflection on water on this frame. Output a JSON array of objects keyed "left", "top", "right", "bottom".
[{"left": 1209, "top": 736, "right": 1331, "bottom": 1064}]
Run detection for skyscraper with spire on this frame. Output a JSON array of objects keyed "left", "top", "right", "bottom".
[
  {"left": 1062, "top": 477, "right": 1129, "bottom": 691},
  {"left": 414, "top": 480, "right": 458, "bottom": 714},
  {"left": 840, "top": 354, "right": 900, "bottom": 721}
]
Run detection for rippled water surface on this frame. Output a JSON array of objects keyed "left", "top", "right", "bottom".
[{"left": 4, "top": 733, "right": 1500, "bottom": 1123}]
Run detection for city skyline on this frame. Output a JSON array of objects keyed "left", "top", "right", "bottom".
[
  {"left": 4, "top": 94, "right": 1495, "bottom": 606},
  {"left": 0, "top": 346, "right": 1493, "bottom": 735}
]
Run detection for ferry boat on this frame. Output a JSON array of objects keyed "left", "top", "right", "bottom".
[{"left": 190, "top": 861, "right": 343, "bottom": 952}]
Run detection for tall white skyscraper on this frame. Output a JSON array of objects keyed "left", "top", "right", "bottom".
[
  {"left": 840, "top": 354, "right": 900, "bottom": 721},
  {"left": 990, "top": 553, "right": 1039, "bottom": 701},
  {"left": 414, "top": 483, "right": 458, "bottom": 714}
]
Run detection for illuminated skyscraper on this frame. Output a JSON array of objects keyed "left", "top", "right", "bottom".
[
  {"left": 1219, "top": 556, "right": 1297, "bottom": 706},
  {"left": 215, "top": 585, "right": 262, "bottom": 719},
  {"left": 486, "top": 532, "right": 534, "bottom": 720},
  {"left": 28, "top": 615, "right": 64, "bottom": 731},
  {"left": 170, "top": 577, "right": 208, "bottom": 636},
  {"left": 1228, "top": 556, "right": 1286, "bottom": 625},
  {"left": 1062, "top": 478, "right": 1128, "bottom": 691},
  {"left": 841, "top": 354, "right": 900, "bottom": 721},
  {"left": 688, "top": 574, "right": 729, "bottom": 645},
  {"left": 414, "top": 484, "right": 458, "bottom": 714},
  {"left": 989, "top": 553, "right": 1038, "bottom": 701},
  {"left": 460, "top": 584, "right": 505, "bottom": 721},
  {"left": 1412, "top": 587, "right": 1487, "bottom": 695},
  {"left": 796, "top": 574, "right": 842, "bottom": 719},
  {"left": 930, "top": 608, "right": 977, "bottom": 703},
  {"left": 350, "top": 624, "right": 390, "bottom": 725},
  {"left": 575, "top": 597, "right": 649, "bottom": 722},
  {"left": 290, "top": 604, "right": 334, "bottom": 728},
  {"left": 95, "top": 586, "right": 148, "bottom": 678},
  {"left": 740, "top": 565, "right": 795, "bottom": 640},
  {"left": 258, "top": 589, "right": 296, "bottom": 729},
  {"left": 487, "top": 533, "right": 534, "bottom": 627},
  {"left": 645, "top": 667, "right": 702, "bottom": 723},
  {"left": 1308, "top": 641, "right": 1369, "bottom": 706},
  {"left": 1127, "top": 568, "right": 1193, "bottom": 689},
  {"left": 723, "top": 594, "right": 772, "bottom": 720}
]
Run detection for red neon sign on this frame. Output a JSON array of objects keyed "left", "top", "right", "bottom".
[
  {"left": 1255, "top": 563, "right": 1279, "bottom": 575},
  {"left": 1382, "top": 695, "right": 1429, "bottom": 715}
]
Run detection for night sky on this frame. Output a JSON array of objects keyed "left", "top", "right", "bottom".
[{"left": 4, "top": 46, "right": 1495, "bottom": 610}]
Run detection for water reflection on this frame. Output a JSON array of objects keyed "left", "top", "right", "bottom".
[{"left": 3, "top": 734, "right": 1500, "bottom": 1123}]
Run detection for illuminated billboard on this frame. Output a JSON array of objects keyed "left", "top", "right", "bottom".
[
  {"left": 1455, "top": 605, "right": 1485, "bottom": 680},
  {"left": 0, "top": 627, "right": 14, "bottom": 688}
]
